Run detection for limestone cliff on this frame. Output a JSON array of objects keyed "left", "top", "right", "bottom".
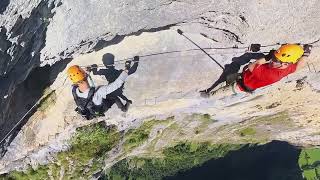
[{"left": 0, "top": 0, "right": 320, "bottom": 179}]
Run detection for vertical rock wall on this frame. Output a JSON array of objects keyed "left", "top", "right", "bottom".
[{"left": 0, "top": 0, "right": 320, "bottom": 158}]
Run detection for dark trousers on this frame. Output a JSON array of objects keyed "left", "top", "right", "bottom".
[
  {"left": 207, "top": 62, "right": 241, "bottom": 92},
  {"left": 207, "top": 53, "right": 265, "bottom": 92},
  {"left": 104, "top": 96, "right": 125, "bottom": 111}
]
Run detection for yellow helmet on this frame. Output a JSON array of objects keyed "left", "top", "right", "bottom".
[
  {"left": 67, "top": 65, "right": 87, "bottom": 84},
  {"left": 274, "top": 44, "right": 304, "bottom": 64}
]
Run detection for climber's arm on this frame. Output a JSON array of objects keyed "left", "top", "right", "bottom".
[
  {"left": 296, "top": 44, "right": 313, "bottom": 72},
  {"left": 94, "top": 70, "right": 128, "bottom": 99},
  {"left": 248, "top": 58, "right": 267, "bottom": 72},
  {"left": 295, "top": 57, "right": 306, "bottom": 71}
]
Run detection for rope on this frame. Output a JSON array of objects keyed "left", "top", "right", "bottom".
[
  {"left": 80, "top": 38, "right": 320, "bottom": 69},
  {"left": 2, "top": 38, "right": 320, "bottom": 155},
  {"left": 0, "top": 100, "right": 41, "bottom": 145},
  {"left": 78, "top": 42, "right": 283, "bottom": 68},
  {"left": 80, "top": 51, "right": 272, "bottom": 69},
  {"left": 0, "top": 76, "right": 69, "bottom": 149}
]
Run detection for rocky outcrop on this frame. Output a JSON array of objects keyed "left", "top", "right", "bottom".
[
  {"left": 0, "top": 0, "right": 320, "bottom": 171},
  {"left": 0, "top": 0, "right": 57, "bottom": 151}
]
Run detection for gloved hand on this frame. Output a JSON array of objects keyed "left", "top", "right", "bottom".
[
  {"left": 133, "top": 56, "right": 140, "bottom": 62},
  {"left": 125, "top": 61, "right": 132, "bottom": 71},
  {"left": 303, "top": 44, "right": 313, "bottom": 57},
  {"left": 249, "top": 44, "right": 261, "bottom": 52},
  {"left": 86, "top": 64, "right": 98, "bottom": 72},
  {"left": 265, "top": 50, "right": 276, "bottom": 61},
  {"left": 126, "top": 56, "right": 139, "bottom": 75},
  {"left": 199, "top": 89, "right": 210, "bottom": 98}
]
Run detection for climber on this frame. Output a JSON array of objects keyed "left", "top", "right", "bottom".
[
  {"left": 67, "top": 64, "right": 130, "bottom": 120},
  {"left": 200, "top": 44, "right": 313, "bottom": 97},
  {"left": 89, "top": 53, "right": 139, "bottom": 105}
]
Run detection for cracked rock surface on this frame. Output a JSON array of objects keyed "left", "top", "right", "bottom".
[{"left": 0, "top": 0, "right": 320, "bottom": 165}]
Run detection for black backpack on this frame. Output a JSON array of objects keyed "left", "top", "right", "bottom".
[{"left": 72, "top": 86, "right": 104, "bottom": 120}]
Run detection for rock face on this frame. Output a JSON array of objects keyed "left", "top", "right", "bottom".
[
  {"left": 41, "top": 0, "right": 320, "bottom": 63},
  {"left": 0, "top": 0, "right": 56, "bottom": 150},
  {"left": 0, "top": 0, "right": 320, "bottom": 173}
]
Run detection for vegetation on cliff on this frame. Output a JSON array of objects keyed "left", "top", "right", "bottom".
[
  {"left": 299, "top": 148, "right": 320, "bottom": 180},
  {"left": 3, "top": 122, "right": 120, "bottom": 179},
  {"left": 106, "top": 142, "right": 244, "bottom": 179},
  {"left": 2, "top": 113, "right": 320, "bottom": 180}
]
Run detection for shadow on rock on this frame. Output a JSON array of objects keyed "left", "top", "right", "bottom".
[
  {"left": 0, "top": 0, "right": 10, "bottom": 14},
  {"left": 0, "top": 58, "right": 72, "bottom": 158},
  {"left": 91, "top": 53, "right": 138, "bottom": 110},
  {"left": 204, "top": 52, "right": 266, "bottom": 92}
]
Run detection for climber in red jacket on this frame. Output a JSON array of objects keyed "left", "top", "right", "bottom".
[{"left": 200, "top": 44, "right": 312, "bottom": 97}]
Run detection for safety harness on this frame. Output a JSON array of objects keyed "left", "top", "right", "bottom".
[
  {"left": 225, "top": 64, "right": 255, "bottom": 93},
  {"left": 72, "top": 86, "right": 104, "bottom": 120}
]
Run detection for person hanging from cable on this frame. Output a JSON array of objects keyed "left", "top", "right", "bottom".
[
  {"left": 199, "top": 44, "right": 313, "bottom": 97},
  {"left": 67, "top": 62, "right": 131, "bottom": 120}
]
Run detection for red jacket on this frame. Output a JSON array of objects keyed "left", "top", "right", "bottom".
[{"left": 240, "top": 63, "right": 297, "bottom": 91}]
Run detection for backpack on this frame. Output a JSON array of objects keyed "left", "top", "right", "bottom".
[{"left": 72, "top": 86, "right": 104, "bottom": 120}]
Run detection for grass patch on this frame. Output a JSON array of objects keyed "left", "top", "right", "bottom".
[
  {"left": 106, "top": 141, "right": 243, "bottom": 180},
  {"left": 37, "top": 89, "right": 57, "bottom": 112},
  {"left": 145, "top": 114, "right": 218, "bottom": 151},
  {"left": 254, "top": 111, "right": 291, "bottom": 125},
  {"left": 56, "top": 122, "right": 120, "bottom": 179},
  {"left": 299, "top": 148, "right": 320, "bottom": 179},
  {"left": 211, "top": 111, "right": 292, "bottom": 144},
  {"left": 146, "top": 122, "right": 180, "bottom": 152},
  {"left": 7, "top": 165, "right": 49, "bottom": 180},
  {"left": 123, "top": 122, "right": 153, "bottom": 152},
  {"left": 239, "top": 127, "right": 256, "bottom": 137},
  {"left": 192, "top": 113, "right": 217, "bottom": 134},
  {"left": 3, "top": 122, "right": 120, "bottom": 179},
  {"left": 123, "top": 118, "right": 172, "bottom": 152}
]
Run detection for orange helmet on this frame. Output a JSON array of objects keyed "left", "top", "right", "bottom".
[
  {"left": 67, "top": 65, "right": 87, "bottom": 84},
  {"left": 274, "top": 44, "right": 304, "bottom": 64}
]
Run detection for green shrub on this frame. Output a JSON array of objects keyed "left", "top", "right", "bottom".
[
  {"left": 239, "top": 127, "right": 256, "bottom": 137},
  {"left": 107, "top": 142, "right": 243, "bottom": 180},
  {"left": 37, "top": 90, "right": 56, "bottom": 112},
  {"left": 3, "top": 122, "right": 120, "bottom": 179},
  {"left": 299, "top": 148, "right": 320, "bottom": 180},
  {"left": 4, "top": 165, "right": 49, "bottom": 180},
  {"left": 123, "top": 120, "right": 169, "bottom": 152}
]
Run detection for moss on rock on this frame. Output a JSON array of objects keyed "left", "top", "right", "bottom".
[
  {"left": 106, "top": 141, "right": 243, "bottom": 180},
  {"left": 2, "top": 122, "right": 120, "bottom": 179}
]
